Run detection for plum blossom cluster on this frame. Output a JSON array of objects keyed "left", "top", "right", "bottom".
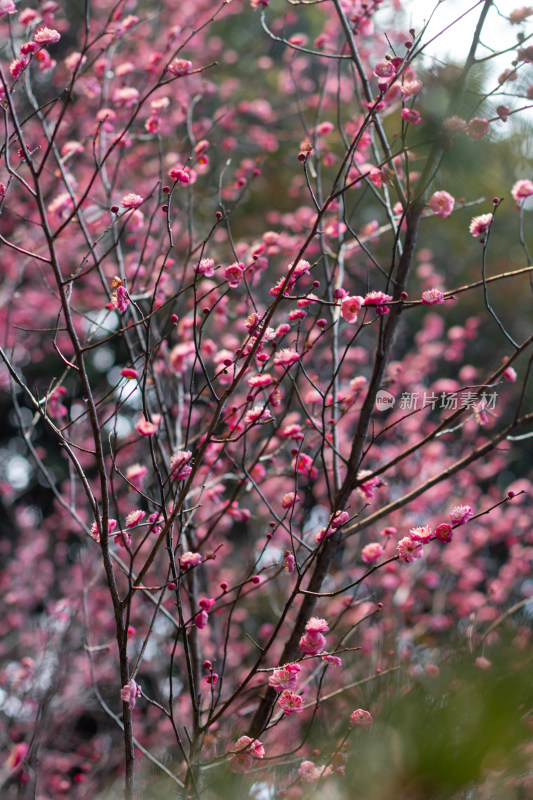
[
  {"left": 299, "top": 617, "right": 329, "bottom": 656},
  {"left": 396, "top": 504, "right": 473, "bottom": 562},
  {"left": 0, "top": 0, "right": 531, "bottom": 797},
  {"left": 229, "top": 736, "right": 264, "bottom": 773}
]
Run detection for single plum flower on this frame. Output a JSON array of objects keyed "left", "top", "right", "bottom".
[
  {"left": 293, "top": 452, "right": 318, "bottom": 480},
  {"left": 125, "top": 509, "right": 146, "bottom": 528},
  {"left": 435, "top": 523, "right": 453, "bottom": 542},
  {"left": 33, "top": 27, "right": 61, "bottom": 44},
  {"left": 180, "top": 551, "right": 202, "bottom": 570},
  {"left": 511, "top": 179, "right": 533, "bottom": 202},
  {"left": 196, "top": 257, "right": 215, "bottom": 276},
  {"left": 277, "top": 689, "right": 304, "bottom": 715},
  {"left": 269, "top": 663, "right": 301, "bottom": 692},
  {"left": 121, "top": 193, "right": 143, "bottom": 209},
  {"left": 397, "top": 536, "right": 424, "bottom": 563},
  {"left": 10, "top": 58, "right": 29, "bottom": 78},
  {"left": 340, "top": 295, "right": 363, "bottom": 323},
  {"left": 121, "top": 367, "right": 138, "bottom": 379},
  {"left": 401, "top": 108, "right": 422, "bottom": 125},
  {"left": 361, "top": 542, "right": 385, "bottom": 563},
  {"left": 428, "top": 190, "right": 455, "bottom": 218},
  {"left": 169, "top": 164, "right": 190, "bottom": 184},
  {"left": 225, "top": 262, "right": 244, "bottom": 288},
  {"left": 135, "top": 416, "right": 159, "bottom": 436},
  {"left": 170, "top": 450, "right": 193, "bottom": 480},
  {"left": 281, "top": 492, "right": 299, "bottom": 509},
  {"left": 469, "top": 213, "right": 492, "bottom": 238},
  {"left": 421, "top": 288, "right": 445, "bottom": 305},
  {"left": 449, "top": 505, "right": 473, "bottom": 525},
  {"left": 121, "top": 678, "right": 141, "bottom": 709},
  {"left": 409, "top": 525, "right": 433, "bottom": 543},
  {"left": 299, "top": 631, "right": 326, "bottom": 655},
  {"left": 283, "top": 550, "right": 296, "bottom": 573},
  {"left": 168, "top": 58, "right": 192, "bottom": 76},
  {"left": 273, "top": 348, "right": 300, "bottom": 368},
  {"left": 350, "top": 708, "right": 373, "bottom": 728},
  {"left": 466, "top": 117, "right": 489, "bottom": 139},
  {"left": 244, "top": 406, "right": 272, "bottom": 425}
]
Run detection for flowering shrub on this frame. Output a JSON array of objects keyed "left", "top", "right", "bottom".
[{"left": 0, "top": 1, "right": 532, "bottom": 798}]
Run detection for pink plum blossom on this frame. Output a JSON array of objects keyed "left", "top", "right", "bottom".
[
  {"left": 273, "top": 348, "right": 300, "bottom": 368},
  {"left": 442, "top": 116, "right": 467, "bottom": 136},
  {"left": 469, "top": 213, "right": 492, "bottom": 237},
  {"left": 180, "top": 551, "right": 202, "bottom": 570},
  {"left": 293, "top": 452, "right": 318, "bottom": 480},
  {"left": 305, "top": 617, "right": 329, "bottom": 633},
  {"left": 361, "top": 542, "right": 385, "bottom": 563},
  {"left": 449, "top": 505, "right": 473, "bottom": 525},
  {"left": 298, "top": 761, "right": 333, "bottom": 782},
  {"left": 363, "top": 290, "right": 393, "bottom": 314},
  {"left": 112, "top": 87, "right": 139, "bottom": 107},
  {"left": 121, "top": 193, "right": 143, "bottom": 209},
  {"left": 6, "top": 742, "right": 29, "bottom": 772},
  {"left": 340, "top": 295, "right": 363, "bottom": 323},
  {"left": 135, "top": 416, "right": 159, "bottom": 436},
  {"left": 10, "top": 58, "right": 29, "bottom": 79},
  {"left": 225, "top": 262, "right": 244, "bottom": 287},
  {"left": 113, "top": 285, "right": 130, "bottom": 312},
  {"left": 19, "top": 8, "right": 37, "bottom": 24},
  {"left": 283, "top": 551, "right": 296, "bottom": 572},
  {"left": 350, "top": 708, "right": 373, "bottom": 728},
  {"left": 281, "top": 492, "right": 300, "bottom": 508},
  {"left": 121, "top": 367, "right": 138, "bottom": 379},
  {"left": 244, "top": 406, "right": 272, "bottom": 425},
  {"left": 277, "top": 689, "right": 304, "bottom": 715},
  {"left": 466, "top": 117, "right": 489, "bottom": 139},
  {"left": 121, "top": 679, "right": 141, "bottom": 709},
  {"left": 330, "top": 510, "right": 349, "bottom": 528},
  {"left": 90, "top": 518, "right": 117, "bottom": 543},
  {"left": 511, "top": 179, "right": 533, "bottom": 202},
  {"left": 421, "top": 289, "right": 445, "bottom": 305},
  {"left": 125, "top": 509, "right": 146, "bottom": 528},
  {"left": 397, "top": 536, "right": 424, "bottom": 563},
  {"left": 323, "top": 654, "right": 342, "bottom": 667},
  {"left": 196, "top": 257, "right": 215, "bottom": 276},
  {"left": 269, "top": 663, "right": 301, "bottom": 692},
  {"left": 428, "top": 190, "right": 455, "bottom": 218},
  {"left": 170, "top": 450, "right": 193, "bottom": 480},
  {"left": 195, "top": 610, "right": 208, "bottom": 629},
  {"left": 357, "top": 470, "right": 383, "bottom": 500},
  {"left": 401, "top": 108, "right": 422, "bottom": 125},
  {"left": 126, "top": 464, "right": 148, "bottom": 490},
  {"left": 229, "top": 736, "right": 264, "bottom": 773},
  {"left": 299, "top": 631, "right": 326, "bottom": 655},
  {"left": 168, "top": 58, "right": 192, "bottom": 76},
  {"left": 401, "top": 79, "right": 423, "bottom": 98},
  {"left": 0, "top": 0, "right": 16, "bottom": 15},
  {"left": 64, "top": 51, "right": 87, "bottom": 71},
  {"left": 435, "top": 523, "right": 453, "bottom": 542},
  {"left": 169, "top": 165, "right": 190, "bottom": 184},
  {"left": 510, "top": 7, "right": 533, "bottom": 24},
  {"left": 374, "top": 61, "right": 396, "bottom": 78},
  {"left": 33, "top": 27, "right": 61, "bottom": 44},
  {"left": 503, "top": 365, "right": 517, "bottom": 382},
  {"left": 409, "top": 525, "right": 433, "bottom": 543}
]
